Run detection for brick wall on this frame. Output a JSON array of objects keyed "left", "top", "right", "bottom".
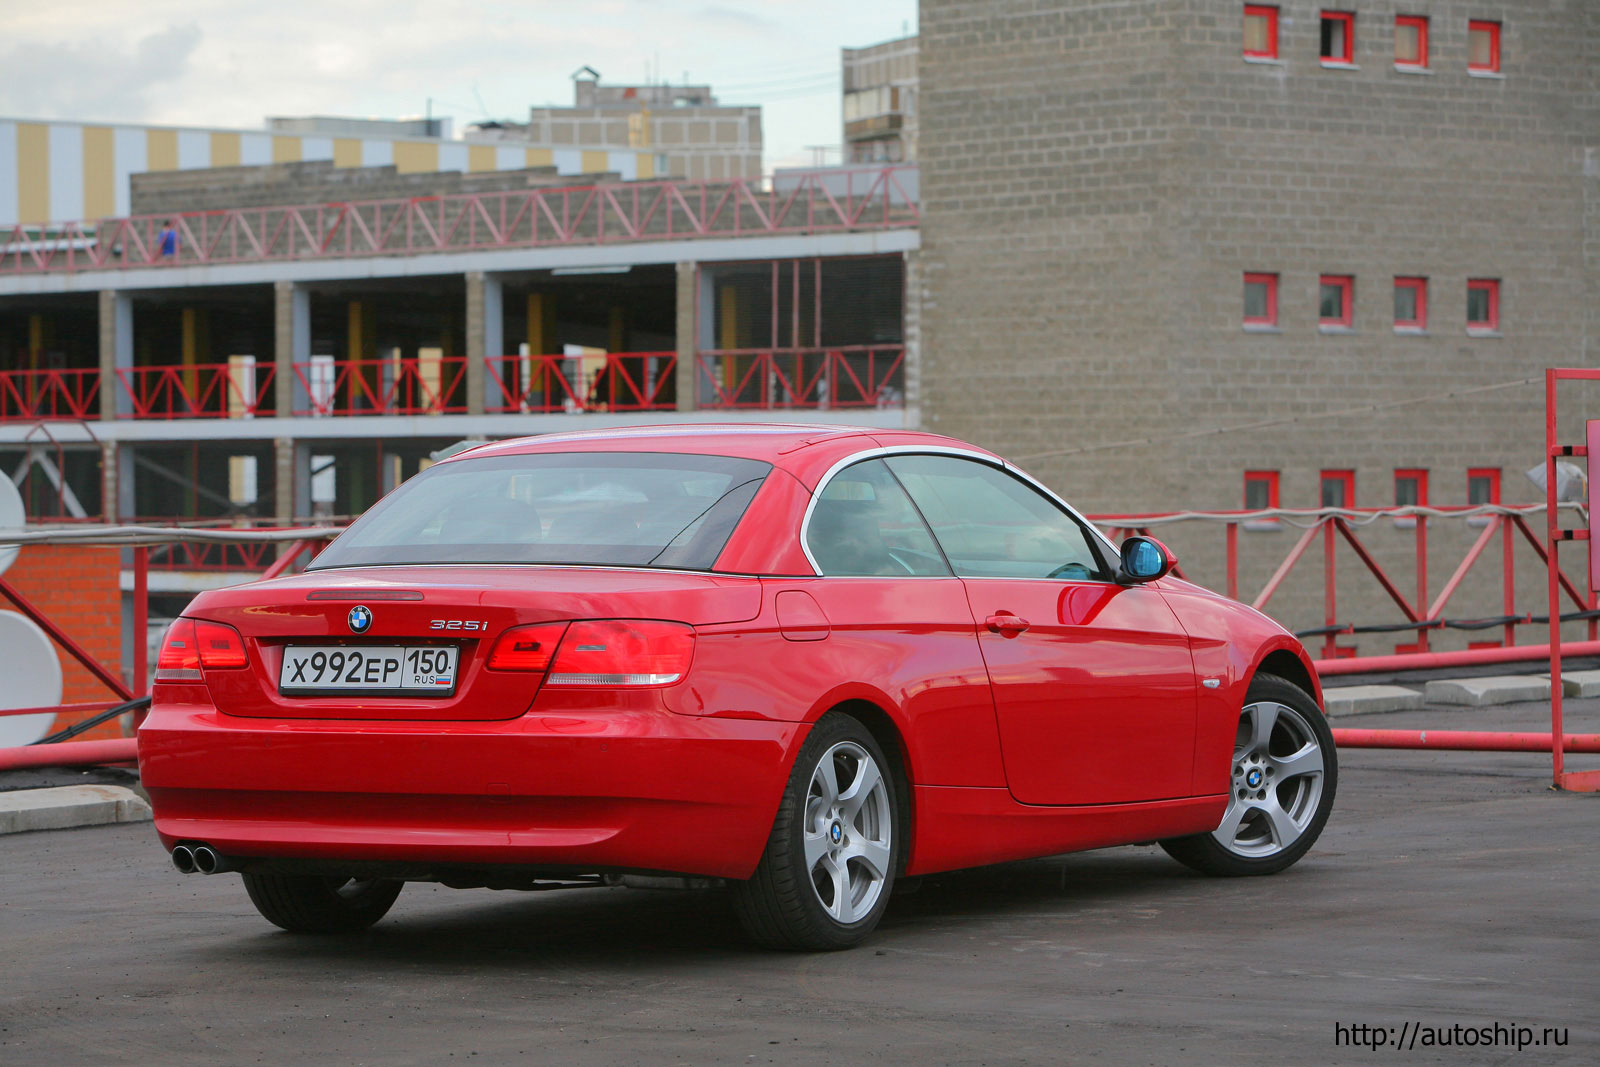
[
  {"left": 2, "top": 546, "right": 124, "bottom": 742},
  {"left": 918, "top": 0, "right": 1600, "bottom": 646}
]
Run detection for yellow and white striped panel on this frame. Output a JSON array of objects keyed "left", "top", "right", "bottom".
[{"left": 0, "top": 118, "right": 658, "bottom": 227}]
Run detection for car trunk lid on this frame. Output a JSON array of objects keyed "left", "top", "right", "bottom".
[{"left": 189, "top": 566, "right": 761, "bottom": 721}]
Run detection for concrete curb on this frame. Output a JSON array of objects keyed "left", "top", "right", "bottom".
[
  {"left": 0, "top": 785, "right": 152, "bottom": 835},
  {"left": 1422, "top": 675, "right": 1552, "bottom": 707},
  {"left": 1323, "top": 685, "right": 1423, "bottom": 717},
  {"left": 1546, "top": 669, "right": 1600, "bottom": 698}
]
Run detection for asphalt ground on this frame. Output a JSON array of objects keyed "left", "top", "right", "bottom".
[{"left": 2, "top": 696, "right": 1596, "bottom": 1066}]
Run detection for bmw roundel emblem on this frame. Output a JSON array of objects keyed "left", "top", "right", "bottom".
[{"left": 347, "top": 605, "right": 373, "bottom": 634}]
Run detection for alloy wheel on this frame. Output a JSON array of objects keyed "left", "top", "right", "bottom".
[
  {"left": 804, "top": 741, "right": 893, "bottom": 924},
  {"left": 1213, "top": 700, "right": 1327, "bottom": 858}
]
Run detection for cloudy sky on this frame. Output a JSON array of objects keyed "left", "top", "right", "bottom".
[{"left": 0, "top": 0, "right": 918, "bottom": 171}]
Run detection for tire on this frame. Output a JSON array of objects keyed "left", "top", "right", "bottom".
[
  {"left": 242, "top": 874, "right": 403, "bottom": 934},
  {"left": 1160, "top": 672, "right": 1337, "bottom": 877},
  {"left": 732, "top": 713, "right": 901, "bottom": 950}
]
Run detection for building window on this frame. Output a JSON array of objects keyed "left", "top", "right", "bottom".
[
  {"left": 1395, "top": 15, "right": 1429, "bottom": 68},
  {"left": 1321, "top": 11, "right": 1355, "bottom": 65},
  {"left": 1319, "top": 275, "right": 1354, "bottom": 329},
  {"left": 1243, "top": 272, "right": 1278, "bottom": 327},
  {"left": 1321, "top": 470, "right": 1355, "bottom": 509},
  {"left": 1468, "top": 20, "right": 1501, "bottom": 73},
  {"left": 1394, "top": 468, "right": 1428, "bottom": 527},
  {"left": 1467, "top": 278, "right": 1499, "bottom": 333},
  {"left": 1394, "top": 277, "right": 1427, "bottom": 331},
  {"left": 1244, "top": 5, "right": 1279, "bottom": 59},
  {"left": 1244, "top": 470, "right": 1280, "bottom": 511},
  {"left": 1468, "top": 468, "right": 1501, "bottom": 506},
  {"left": 1394, "top": 469, "right": 1428, "bottom": 508}
]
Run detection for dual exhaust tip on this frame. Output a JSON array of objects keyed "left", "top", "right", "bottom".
[{"left": 171, "top": 843, "right": 229, "bottom": 875}]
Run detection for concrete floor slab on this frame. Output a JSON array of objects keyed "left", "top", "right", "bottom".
[
  {"left": 1422, "top": 674, "right": 1552, "bottom": 707},
  {"left": 0, "top": 784, "right": 151, "bottom": 835},
  {"left": 1322, "top": 684, "right": 1422, "bottom": 716}
]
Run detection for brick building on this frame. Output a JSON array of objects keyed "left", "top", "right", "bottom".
[{"left": 916, "top": 0, "right": 1599, "bottom": 646}]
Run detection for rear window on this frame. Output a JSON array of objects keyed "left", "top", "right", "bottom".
[{"left": 310, "top": 452, "right": 771, "bottom": 571}]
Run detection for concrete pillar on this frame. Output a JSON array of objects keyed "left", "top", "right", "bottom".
[
  {"left": 97, "top": 290, "right": 132, "bottom": 420},
  {"left": 901, "top": 248, "right": 920, "bottom": 422},
  {"left": 273, "top": 281, "right": 309, "bottom": 417},
  {"left": 116, "top": 444, "right": 136, "bottom": 520},
  {"left": 99, "top": 441, "right": 118, "bottom": 522},
  {"left": 465, "top": 271, "right": 500, "bottom": 416},
  {"left": 274, "top": 437, "right": 297, "bottom": 524},
  {"left": 674, "top": 261, "right": 697, "bottom": 412}
]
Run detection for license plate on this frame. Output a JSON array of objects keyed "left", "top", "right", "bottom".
[{"left": 279, "top": 645, "right": 459, "bottom": 695}]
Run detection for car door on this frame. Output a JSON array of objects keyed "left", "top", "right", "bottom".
[
  {"left": 800, "top": 458, "right": 1009, "bottom": 789},
  {"left": 885, "top": 454, "right": 1198, "bottom": 806}
]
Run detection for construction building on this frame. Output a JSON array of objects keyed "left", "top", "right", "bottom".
[{"left": 5, "top": 0, "right": 1598, "bottom": 668}]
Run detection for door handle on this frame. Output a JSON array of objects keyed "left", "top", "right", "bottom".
[{"left": 985, "top": 613, "right": 1030, "bottom": 637}]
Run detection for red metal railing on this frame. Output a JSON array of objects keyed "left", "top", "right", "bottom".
[
  {"left": 484, "top": 352, "right": 677, "bottom": 413},
  {"left": 145, "top": 538, "right": 281, "bottom": 572},
  {"left": 0, "top": 167, "right": 921, "bottom": 277},
  {"left": 293, "top": 356, "right": 467, "bottom": 416},
  {"left": 115, "top": 362, "right": 276, "bottom": 419},
  {"left": 0, "top": 367, "right": 101, "bottom": 422},
  {"left": 696, "top": 345, "right": 905, "bottom": 409},
  {"left": 1092, "top": 504, "right": 1594, "bottom": 663}
]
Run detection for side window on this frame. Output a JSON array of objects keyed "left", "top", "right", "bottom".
[
  {"left": 807, "top": 460, "right": 949, "bottom": 576},
  {"left": 885, "top": 455, "right": 1108, "bottom": 581}
]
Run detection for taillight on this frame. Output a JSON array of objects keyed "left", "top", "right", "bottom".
[
  {"left": 154, "top": 618, "right": 201, "bottom": 682},
  {"left": 546, "top": 620, "right": 694, "bottom": 687},
  {"left": 487, "top": 622, "right": 568, "bottom": 672},
  {"left": 194, "top": 620, "right": 248, "bottom": 669}
]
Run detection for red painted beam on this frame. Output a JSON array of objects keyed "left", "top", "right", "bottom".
[
  {"left": 1332, "top": 729, "right": 1600, "bottom": 753},
  {"left": 0, "top": 738, "right": 138, "bottom": 770},
  {"left": 1315, "top": 639, "right": 1600, "bottom": 676}
]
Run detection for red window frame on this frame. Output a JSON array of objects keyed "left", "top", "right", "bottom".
[
  {"left": 1467, "top": 278, "right": 1499, "bottom": 332},
  {"left": 1319, "top": 274, "right": 1354, "bottom": 328},
  {"left": 1320, "top": 10, "right": 1355, "bottom": 64},
  {"left": 1320, "top": 470, "right": 1355, "bottom": 509},
  {"left": 1243, "top": 272, "right": 1278, "bottom": 326},
  {"left": 1394, "top": 15, "right": 1429, "bottom": 67},
  {"left": 1394, "top": 468, "right": 1429, "bottom": 507},
  {"left": 1467, "top": 468, "right": 1501, "bottom": 506},
  {"left": 1243, "top": 5, "right": 1280, "bottom": 59},
  {"left": 1394, "top": 276, "right": 1427, "bottom": 330},
  {"left": 1468, "top": 20, "right": 1501, "bottom": 73},
  {"left": 1244, "top": 470, "right": 1280, "bottom": 511}
]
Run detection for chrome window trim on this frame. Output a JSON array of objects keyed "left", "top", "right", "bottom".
[{"left": 798, "top": 446, "right": 1122, "bottom": 578}]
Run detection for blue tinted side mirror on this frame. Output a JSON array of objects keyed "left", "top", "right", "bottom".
[{"left": 1119, "top": 536, "right": 1175, "bottom": 583}]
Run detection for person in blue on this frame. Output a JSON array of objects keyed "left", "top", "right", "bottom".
[{"left": 158, "top": 221, "right": 178, "bottom": 259}]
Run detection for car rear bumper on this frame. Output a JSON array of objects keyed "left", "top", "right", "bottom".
[{"left": 138, "top": 696, "right": 802, "bottom": 880}]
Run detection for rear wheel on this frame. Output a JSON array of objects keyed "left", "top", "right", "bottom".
[
  {"left": 1160, "top": 673, "right": 1336, "bottom": 876},
  {"left": 242, "top": 873, "right": 403, "bottom": 933},
  {"left": 732, "top": 713, "right": 900, "bottom": 950}
]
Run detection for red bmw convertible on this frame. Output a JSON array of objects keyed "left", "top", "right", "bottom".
[{"left": 141, "top": 425, "right": 1336, "bottom": 950}]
